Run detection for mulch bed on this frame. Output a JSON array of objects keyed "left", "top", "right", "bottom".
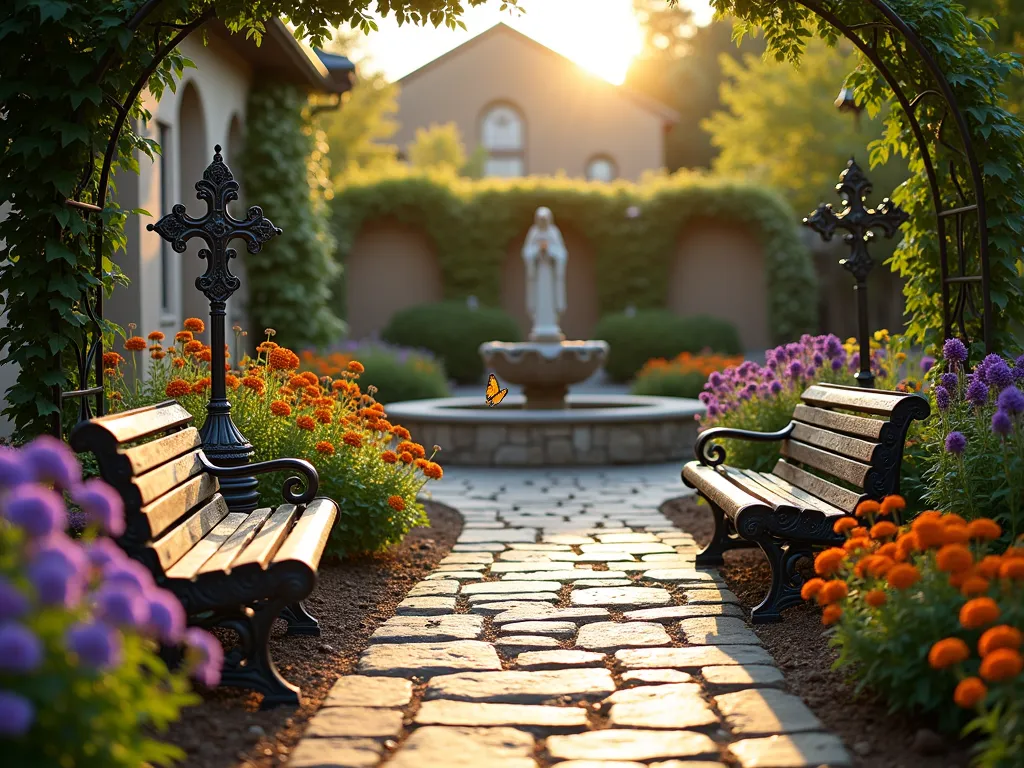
[
  {"left": 161, "top": 500, "right": 462, "bottom": 768},
  {"left": 661, "top": 496, "right": 975, "bottom": 768}
]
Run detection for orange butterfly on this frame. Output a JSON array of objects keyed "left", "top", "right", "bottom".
[{"left": 485, "top": 373, "right": 508, "bottom": 407}]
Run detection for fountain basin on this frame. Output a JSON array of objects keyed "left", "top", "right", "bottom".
[
  {"left": 387, "top": 394, "right": 705, "bottom": 466},
  {"left": 479, "top": 340, "right": 609, "bottom": 410}
]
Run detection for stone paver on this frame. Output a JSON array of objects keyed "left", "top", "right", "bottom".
[
  {"left": 729, "top": 733, "right": 852, "bottom": 767},
  {"left": 621, "top": 669, "right": 695, "bottom": 686},
  {"left": 624, "top": 604, "right": 746, "bottom": 622},
  {"left": 507, "top": 570, "right": 631, "bottom": 582},
  {"left": 357, "top": 640, "right": 502, "bottom": 677},
  {"left": 287, "top": 737, "right": 383, "bottom": 768},
  {"left": 496, "top": 635, "right": 562, "bottom": 653},
  {"left": 322, "top": 676, "right": 412, "bottom": 708},
  {"left": 702, "top": 665, "right": 785, "bottom": 693},
  {"left": 408, "top": 580, "right": 460, "bottom": 596},
  {"left": 715, "top": 689, "right": 822, "bottom": 736},
  {"left": 471, "top": 600, "right": 560, "bottom": 615},
  {"left": 492, "top": 607, "right": 611, "bottom": 625},
  {"left": 616, "top": 645, "right": 775, "bottom": 670},
  {"left": 415, "top": 699, "right": 589, "bottom": 729},
  {"left": 395, "top": 597, "right": 457, "bottom": 616},
  {"left": 516, "top": 650, "right": 606, "bottom": 669},
  {"left": 462, "top": 580, "right": 563, "bottom": 595},
  {"left": 467, "top": 591, "right": 559, "bottom": 604},
  {"left": 640, "top": 569, "right": 723, "bottom": 584},
  {"left": 424, "top": 669, "right": 615, "bottom": 703},
  {"left": 608, "top": 684, "right": 719, "bottom": 730},
  {"left": 369, "top": 614, "right": 484, "bottom": 643},
  {"left": 386, "top": 726, "right": 537, "bottom": 768},
  {"left": 575, "top": 621, "right": 672, "bottom": 651},
  {"left": 440, "top": 553, "right": 494, "bottom": 564},
  {"left": 579, "top": 543, "right": 675, "bottom": 555},
  {"left": 571, "top": 587, "right": 673, "bottom": 609},
  {"left": 546, "top": 729, "right": 718, "bottom": 762},
  {"left": 682, "top": 587, "right": 743, "bottom": 605},
  {"left": 303, "top": 707, "right": 404, "bottom": 739},
  {"left": 679, "top": 617, "right": 762, "bottom": 646},
  {"left": 490, "top": 561, "right": 583, "bottom": 573},
  {"left": 458, "top": 528, "right": 538, "bottom": 544},
  {"left": 425, "top": 570, "right": 487, "bottom": 581},
  {"left": 501, "top": 620, "right": 578, "bottom": 638}
]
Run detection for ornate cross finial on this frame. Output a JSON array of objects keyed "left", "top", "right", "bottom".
[
  {"left": 803, "top": 158, "right": 908, "bottom": 283},
  {"left": 147, "top": 144, "right": 281, "bottom": 303}
]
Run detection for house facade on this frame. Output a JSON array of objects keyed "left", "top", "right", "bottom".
[{"left": 392, "top": 23, "right": 678, "bottom": 181}]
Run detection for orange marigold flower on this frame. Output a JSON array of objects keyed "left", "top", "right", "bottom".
[
  {"left": 843, "top": 537, "right": 872, "bottom": 553},
  {"left": 849, "top": 526, "right": 869, "bottom": 538},
  {"left": 414, "top": 457, "right": 429, "bottom": 470},
  {"left": 348, "top": 360, "right": 365, "bottom": 373},
  {"left": 148, "top": 330, "right": 165, "bottom": 341},
  {"left": 256, "top": 341, "right": 278, "bottom": 354},
  {"left": 816, "top": 579, "right": 849, "bottom": 605},
  {"left": 943, "top": 513, "right": 968, "bottom": 527},
  {"left": 301, "top": 371, "right": 319, "bottom": 386},
  {"left": 399, "top": 451, "right": 414, "bottom": 464},
  {"left": 865, "top": 555, "right": 895, "bottom": 578},
  {"left": 381, "top": 450, "right": 398, "bottom": 464},
  {"left": 979, "top": 648, "right": 1024, "bottom": 683},
  {"left": 1004, "top": 547, "right": 1024, "bottom": 560},
  {"left": 269, "top": 347, "right": 301, "bottom": 370},
  {"left": 942, "top": 525, "right": 971, "bottom": 546},
  {"left": 150, "top": 348, "right": 166, "bottom": 360},
  {"left": 315, "top": 441, "right": 335, "bottom": 456},
  {"left": 834, "top": 517, "right": 859, "bottom": 535},
  {"left": 371, "top": 402, "right": 385, "bottom": 414},
  {"left": 102, "top": 351, "right": 124, "bottom": 367},
  {"left": 960, "top": 597, "right": 1000, "bottom": 630},
  {"left": 968, "top": 519, "right": 1002, "bottom": 541},
  {"left": 855, "top": 499, "right": 881, "bottom": 518},
  {"left": 865, "top": 589, "right": 887, "bottom": 608},
  {"left": 241, "top": 377, "right": 265, "bottom": 395},
  {"left": 887, "top": 563, "right": 921, "bottom": 590},
  {"left": 314, "top": 408, "right": 333, "bottom": 425},
  {"left": 108, "top": 391, "right": 123, "bottom": 401},
  {"left": 977, "top": 555, "right": 1004, "bottom": 579},
  {"left": 397, "top": 441, "right": 426, "bottom": 459},
  {"left": 387, "top": 495, "right": 406, "bottom": 511},
  {"left": 172, "top": 358, "right": 186, "bottom": 369},
  {"left": 183, "top": 317, "right": 205, "bottom": 333},
  {"left": 800, "top": 578, "right": 826, "bottom": 601},
  {"left": 296, "top": 415, "right": 316, "bottom": 431},
  {"left": 880, "top": 495, "right": 906, "bottom": 517},
  {"left": 876, "top": 542, "right": 898, "bottom": 559},
  {"left": 423, "top": 462, "right": 443, "bottom": 480},
  {"left": 814, "top": 548, "right": 847, "bottom": 577},
  {"left": 999, "top": 559, "right": 1024, "bottom": 581},
  {"left": 103, "top": 368, "right": 117, "bottom": 378},
  {"left": 979, "top": 625, "right": 1022, "bottom": 658},
  {"left": 953, "top": 677, "right": 988, "bottom": 709},
  {"left": 175, "top": 331, "right": 193, "bottom": 343},
  {"left": 288, "top": 375, "right": 307, "bottom": 389},
  {"left": 165, "top": 379, "right": 191, "bottom": 398},
  {"left": 225, "top": 374, "right": 240, "bottom": 390},
  {"left": 870, "top": 521, "right": 899, "bottom": 540},
  {"left": 936, "top": 544, "right": 974, "bottom": 573},
  {"left": 391, "top": 425, "right": 411, "bottom": 440},
  {"left": 912, "top": 518, "right": 945, "bottom": 549},
  {"left": 928, "top": 637, "right": 970, "bottom": 669},
  {"left": 184, "top": 340, "right": 204, "bottom": 355},
  {"left": 342, "top": 431, "right": 362, "bottom": 448},
  {"left": 124, "top": 336, "right": 147, "bottom": 351},
  {"left": 270, "top": 400, "right": 292, "bottom": 417},
  {"left": 191, "top": 377, "right": 211, "bottom": 394},
  {"left": 961, "top": 576, "right": 991, "bottom": 597},
  {"left": 375, "top": 419, "right": 393, "bottom": 432},
  {"left": 197, "top": 348, "right": 213, "bottom": 363},
  {"left": 822, "top": 605, "right": 843, "bottom": 626}
]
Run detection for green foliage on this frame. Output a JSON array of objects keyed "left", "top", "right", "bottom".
[
  {"left": 594, "top": 310, "right": 742, "bottom": 382},
  {"left": 330, "top": 169, "right": 817, "bottom": 348},
  {"left": 382, "top": 301, "right": 521, "bottom": 384},
  {"left": 406, "top": 122, "right": 465, "bottom": 173},
  {"left": 301, "top": 342, "right": 451, "bottom": 404},
  {"left": 631, "top": 368, "right": 708, "bottom": 399},
  {"left": 241, "top": 83, "right": 344, "bottom": 350}
]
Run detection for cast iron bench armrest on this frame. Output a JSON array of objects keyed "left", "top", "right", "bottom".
[
  {"left": 198, "top": 454, "right": 320, "bottom": 505},
  {"left": 694, "top": 422, "right": 796, "bottom": 467}
]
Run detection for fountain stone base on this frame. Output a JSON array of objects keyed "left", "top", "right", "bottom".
[{"left": 479, "top": 339, "right": 608, "bottom": 410}]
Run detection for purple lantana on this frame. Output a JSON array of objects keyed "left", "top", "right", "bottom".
[
  {"left": 84, "top": 537, "right": 126, "bottom": 570},
  {"left": 20, "top": 435, "right": 81, "bottom": 491},
  {"left": 93, "top": 582, "right": 150, "bottom": 629},
  {"left": 943, "top": 338, "right": 968, "bottom": 364},
  {"left": 996, "top": 386, "right": 1024, "bottom": 416},
  {"left": 27, "top": 535, "right": 89, "bottom": 608},
  {"left": 147, "top": 590, "right": 187, "bottom": 644},
  {"left": 920, "top": 355, "right": 936, "bottom": 373},
  {"left": 185, "top": 627, "right": 224, "bottom": 687},
  {"left": 934, "top": 386, "right": 951, "bottom": 411},
  {"left": 66, "top": 622, "right": 123, "bottom": 670},
  {"left": 2, "top": 485, "right": 67, "bottom": 538},
  {"left": 102, "top": 558, "right": 156, "bottom": 595},
  {"left": 0, "top": 447, "right": 30, "bottom": 489},
  {"left": 992, "top": 410, "right": 1013, "bottom": 436},
  {"left": 0, "top": 622, "right": 44, "bottom": 673},
  {"left": 945, "top": 431, "right": 968, "bottom": 454},
  {"left": 71, "top": 479, "right": 125, "bottom": 537},
  {"left": 0, "top": 576, "right": 30, "bottom": 622},
  {"left": 0, "top": 691, "right": 34, "bottom": 737},
  {"left": 966, "top": 378, "right": 989, "bottom": 407}
]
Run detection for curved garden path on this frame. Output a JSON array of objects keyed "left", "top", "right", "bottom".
[{"left": 285, "top": 465, "right": 853, "bottom": 768}]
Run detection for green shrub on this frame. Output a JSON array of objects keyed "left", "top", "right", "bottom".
[
  {"left": 595, "top": 310, "right": 742, "bottom": 382},
  {"left": 632, "top": 368, "right": 708, "bottom": 399},
  {"left": 381, "top": 301, "right": 521, "bottom": 384},
  {"left": 300, "top": 342, "right": 450, "bottom": 404}
]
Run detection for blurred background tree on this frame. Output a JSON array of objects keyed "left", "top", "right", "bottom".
[{"left": 406, "top": 122, "right": 487, "bottom": 178}]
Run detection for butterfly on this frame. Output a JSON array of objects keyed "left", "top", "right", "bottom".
[{"left": 485, "top": 373, "right": 509, "bottom": 407}]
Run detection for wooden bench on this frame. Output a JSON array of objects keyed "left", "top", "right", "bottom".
[
  {"left": 682, "top": 382, "right": 930, "bottom": 624},
  {"left": 69, "top": 401, "right": 339, "bottom": 707}
]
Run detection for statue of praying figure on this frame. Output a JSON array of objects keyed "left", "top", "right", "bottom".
[{"left": 522, "top": 206, "right": 568, "bottom": 342}]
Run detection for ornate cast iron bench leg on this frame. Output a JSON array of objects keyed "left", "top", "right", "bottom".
[
  {"left": 749, "top": 535, "right": 814, "bottom": 624},
  {"left": 695, "top": 501, "right": 754, "bottom": 566},
  {"left": 281, "top": 600, "right": 320, "bottom": 636},
  {"left": 217, "top": 600, "right": 301, "bottom": 708}
]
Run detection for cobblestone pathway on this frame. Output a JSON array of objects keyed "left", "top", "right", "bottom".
[{"left": 287, "top": 465, "right": 853, "bottom": 768}]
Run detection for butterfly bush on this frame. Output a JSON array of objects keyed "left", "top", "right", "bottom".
[
  {"left": 806, "top": 498, "right": 1023, "bottom": 766},
  {"left": 696, "top": 332, "right": 911, "bottom": 471},
  {"left": 104, "top": 321, "right": 442, "bottom": 557},
  {"left": 0, "top": 437, "right": 218, "bottom": 767},
  {"left": 920, "top": 339, "right": 1024, "bottom": 539}
]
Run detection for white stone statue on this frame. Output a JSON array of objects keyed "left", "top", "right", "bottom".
[{"left": 522, "top": 206, "right": 568, "bottom": 342}]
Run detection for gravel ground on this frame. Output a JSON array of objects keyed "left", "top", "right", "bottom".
[
  {"left": 161, "top": 500, "right": 462, "bottom": 768},
  {"left": 661, "top": 495, "right": 975, "bottom": 768}
]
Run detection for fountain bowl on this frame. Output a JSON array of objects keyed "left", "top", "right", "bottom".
[
  {"left": 386, "top": 393, "right": 704, "bottom": 467},
  {"left": 479, "top": 339, "right": 609, "bottom": 410}
]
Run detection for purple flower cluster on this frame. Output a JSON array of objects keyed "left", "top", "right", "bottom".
[
  {"left": 936, "top": 339, "right": 1024, "bottom": 445},
  {"left": 0, "top": 437, "right": 222, "bottom": 738},
  {"left": 699, "top": 334, "right": 858, "bottom": 420}
]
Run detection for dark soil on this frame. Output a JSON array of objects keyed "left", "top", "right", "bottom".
[
  {"left": 162, "top": 501, "right": 462, "bottom": 768},
  {"left": 661, "top": 496, "right": 975, "bottom": 768}
]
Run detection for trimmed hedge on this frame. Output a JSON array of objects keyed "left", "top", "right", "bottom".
[
  {"left": 595, "top": 310, "right": 743, "bottom": 382},
  {"left": 329, "top": 169, "right": 818, "bottom": 346},
  {"left": 382, "top": 301, "right": 521, "bottom": 384}
]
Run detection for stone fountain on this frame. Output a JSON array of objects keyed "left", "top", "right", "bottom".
[{"left": 387, "top": 207, "right": 704, "bottom": 466}]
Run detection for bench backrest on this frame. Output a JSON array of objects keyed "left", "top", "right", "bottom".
[
  {"left": 69, "top": 401, "right": 230, "bottom": 579},
  {"left": 773, "top": 383, "right": 930, "bottom": 514}
]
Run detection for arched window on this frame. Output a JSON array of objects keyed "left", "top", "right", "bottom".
[
  {"left": 585, "top": 155, "right": 617, "bottom": 182},
  {"left": 480, "top": 103, "right": 525, "bottom": 177}
]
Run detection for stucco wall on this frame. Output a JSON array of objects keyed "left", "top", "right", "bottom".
[{"left": 393, "top": 27, "right": 668, "bottom": 181}]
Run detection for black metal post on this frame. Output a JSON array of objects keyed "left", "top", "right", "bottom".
[
  {"left": 803, "top": 158, "right": 908, "bottom": 388},
  {"left": 148, "top": 145, "right": 281, "bottom": 514}
]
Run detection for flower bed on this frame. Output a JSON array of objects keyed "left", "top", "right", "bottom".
[
  {"left": 104, "top": 321, "right": 442, "bottom": 558},
  {"left": 631, "top": 351, "right": 745, "bottom": 399},
  {"left": 299, "top": 341, "right": 450, "bottom": 404}
]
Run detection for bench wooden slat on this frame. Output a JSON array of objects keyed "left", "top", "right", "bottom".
[
  {"left": 84, "top": 401, "right": 193, "bottom": 443},
  {"left": 790, "top": 422, "right": 879, "bottom": 464},
  {"left": 232, "top": 504, "right": 298, "bottom": 570},
  {"left": 165, "top": 512, "right": 248, "bottom": 580},
  {"left": 750, "top": 471, "right": 848, "bottom": 516},
  {"left": 140, "top": 472, "right": 219, "bottom": 538},
  {"left": 133, "top": 448, "right": 206, "bottom": 506},
  {"left": 150, "top": 495, "right": 230, "bottom": 571},
  {"left": 122, "top": 427, "right": 203, "bottom": 476},
  {"left": 722, "top": 467, "right": 797, "bottom": 510},
  {"left": 792, "top": 404, "right": 885, "bottom": 441},
  {"left": 682, "top": 463, "right": 769, "bottom": 520},
  {"left": 771, "top": 459, "right": 863, "bottom": 513},
  {"left": 801, "top": 384, "right": 909, "bottom": 416},
  {"left": 272, "top": 499, "right": 338, "bottom": 570},
  {"left": 198, "top": 507, "right": 274, "bottom": 575},
  {"left": 780, "top": 439, "right": 871, "bottom": 487}
]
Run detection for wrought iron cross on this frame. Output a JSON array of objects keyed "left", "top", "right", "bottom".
[
  {"left": 148, "top": 145, "right": 281, "bottom": 514},
  {"left": 803, "top": 158, "right": 908, "bottom": 388}
]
